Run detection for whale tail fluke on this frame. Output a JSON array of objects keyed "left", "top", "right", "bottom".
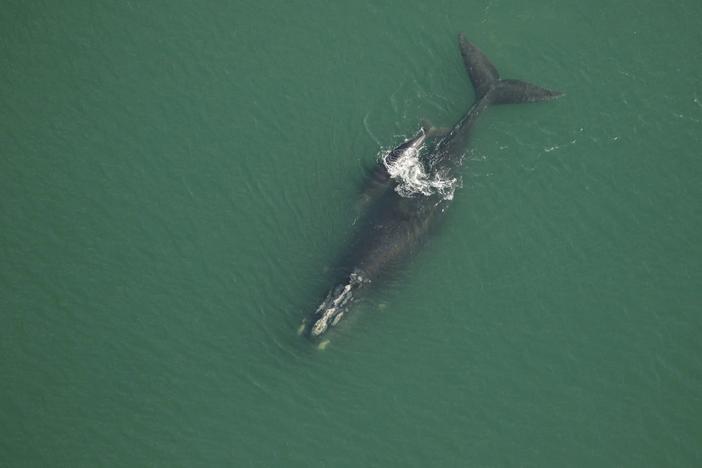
[{"left": 458, "top": 33, "right": 563, "bottom": 105}]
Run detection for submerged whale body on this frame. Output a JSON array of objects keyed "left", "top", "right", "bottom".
[{"left": 302, "top": 34, "right": 563, "bottom": 339}]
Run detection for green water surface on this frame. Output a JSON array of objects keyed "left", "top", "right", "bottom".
[{"left": 2, "top": 1, "right": 701, "bottom": 466}]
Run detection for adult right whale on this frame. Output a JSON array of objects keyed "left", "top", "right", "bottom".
[{"left": 302, "top": 34, "right": 563, "bottom": 339}]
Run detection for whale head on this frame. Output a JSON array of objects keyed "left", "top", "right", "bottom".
[{"left": 307, "top": 271, "right": 367, "bottom": 338}]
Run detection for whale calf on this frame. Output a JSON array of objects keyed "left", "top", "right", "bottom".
[{"left": 302, "top": 34, "right": 563, "bottom": 339}]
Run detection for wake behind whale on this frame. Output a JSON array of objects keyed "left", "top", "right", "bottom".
[
  {"left": 382, "top": 142, "right": 459, "bottom": 200},
  {"left": 301, "top": 34, "right": 563, "bottom": 342}
]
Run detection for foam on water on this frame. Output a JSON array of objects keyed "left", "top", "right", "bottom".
[{"left": 382, "top": 146, "right": 459, "bottom": 200}]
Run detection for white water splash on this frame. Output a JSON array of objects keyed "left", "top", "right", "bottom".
[{"left": 381, "top": 147, "right": 459, "bottom": 200}]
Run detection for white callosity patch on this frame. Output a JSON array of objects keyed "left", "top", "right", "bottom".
[
  {"left": 310, "top": 271, "right": 367, "bottom": 336},
  {"left": 381, "top": 146, "right": 459, "bottom": 200}
]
